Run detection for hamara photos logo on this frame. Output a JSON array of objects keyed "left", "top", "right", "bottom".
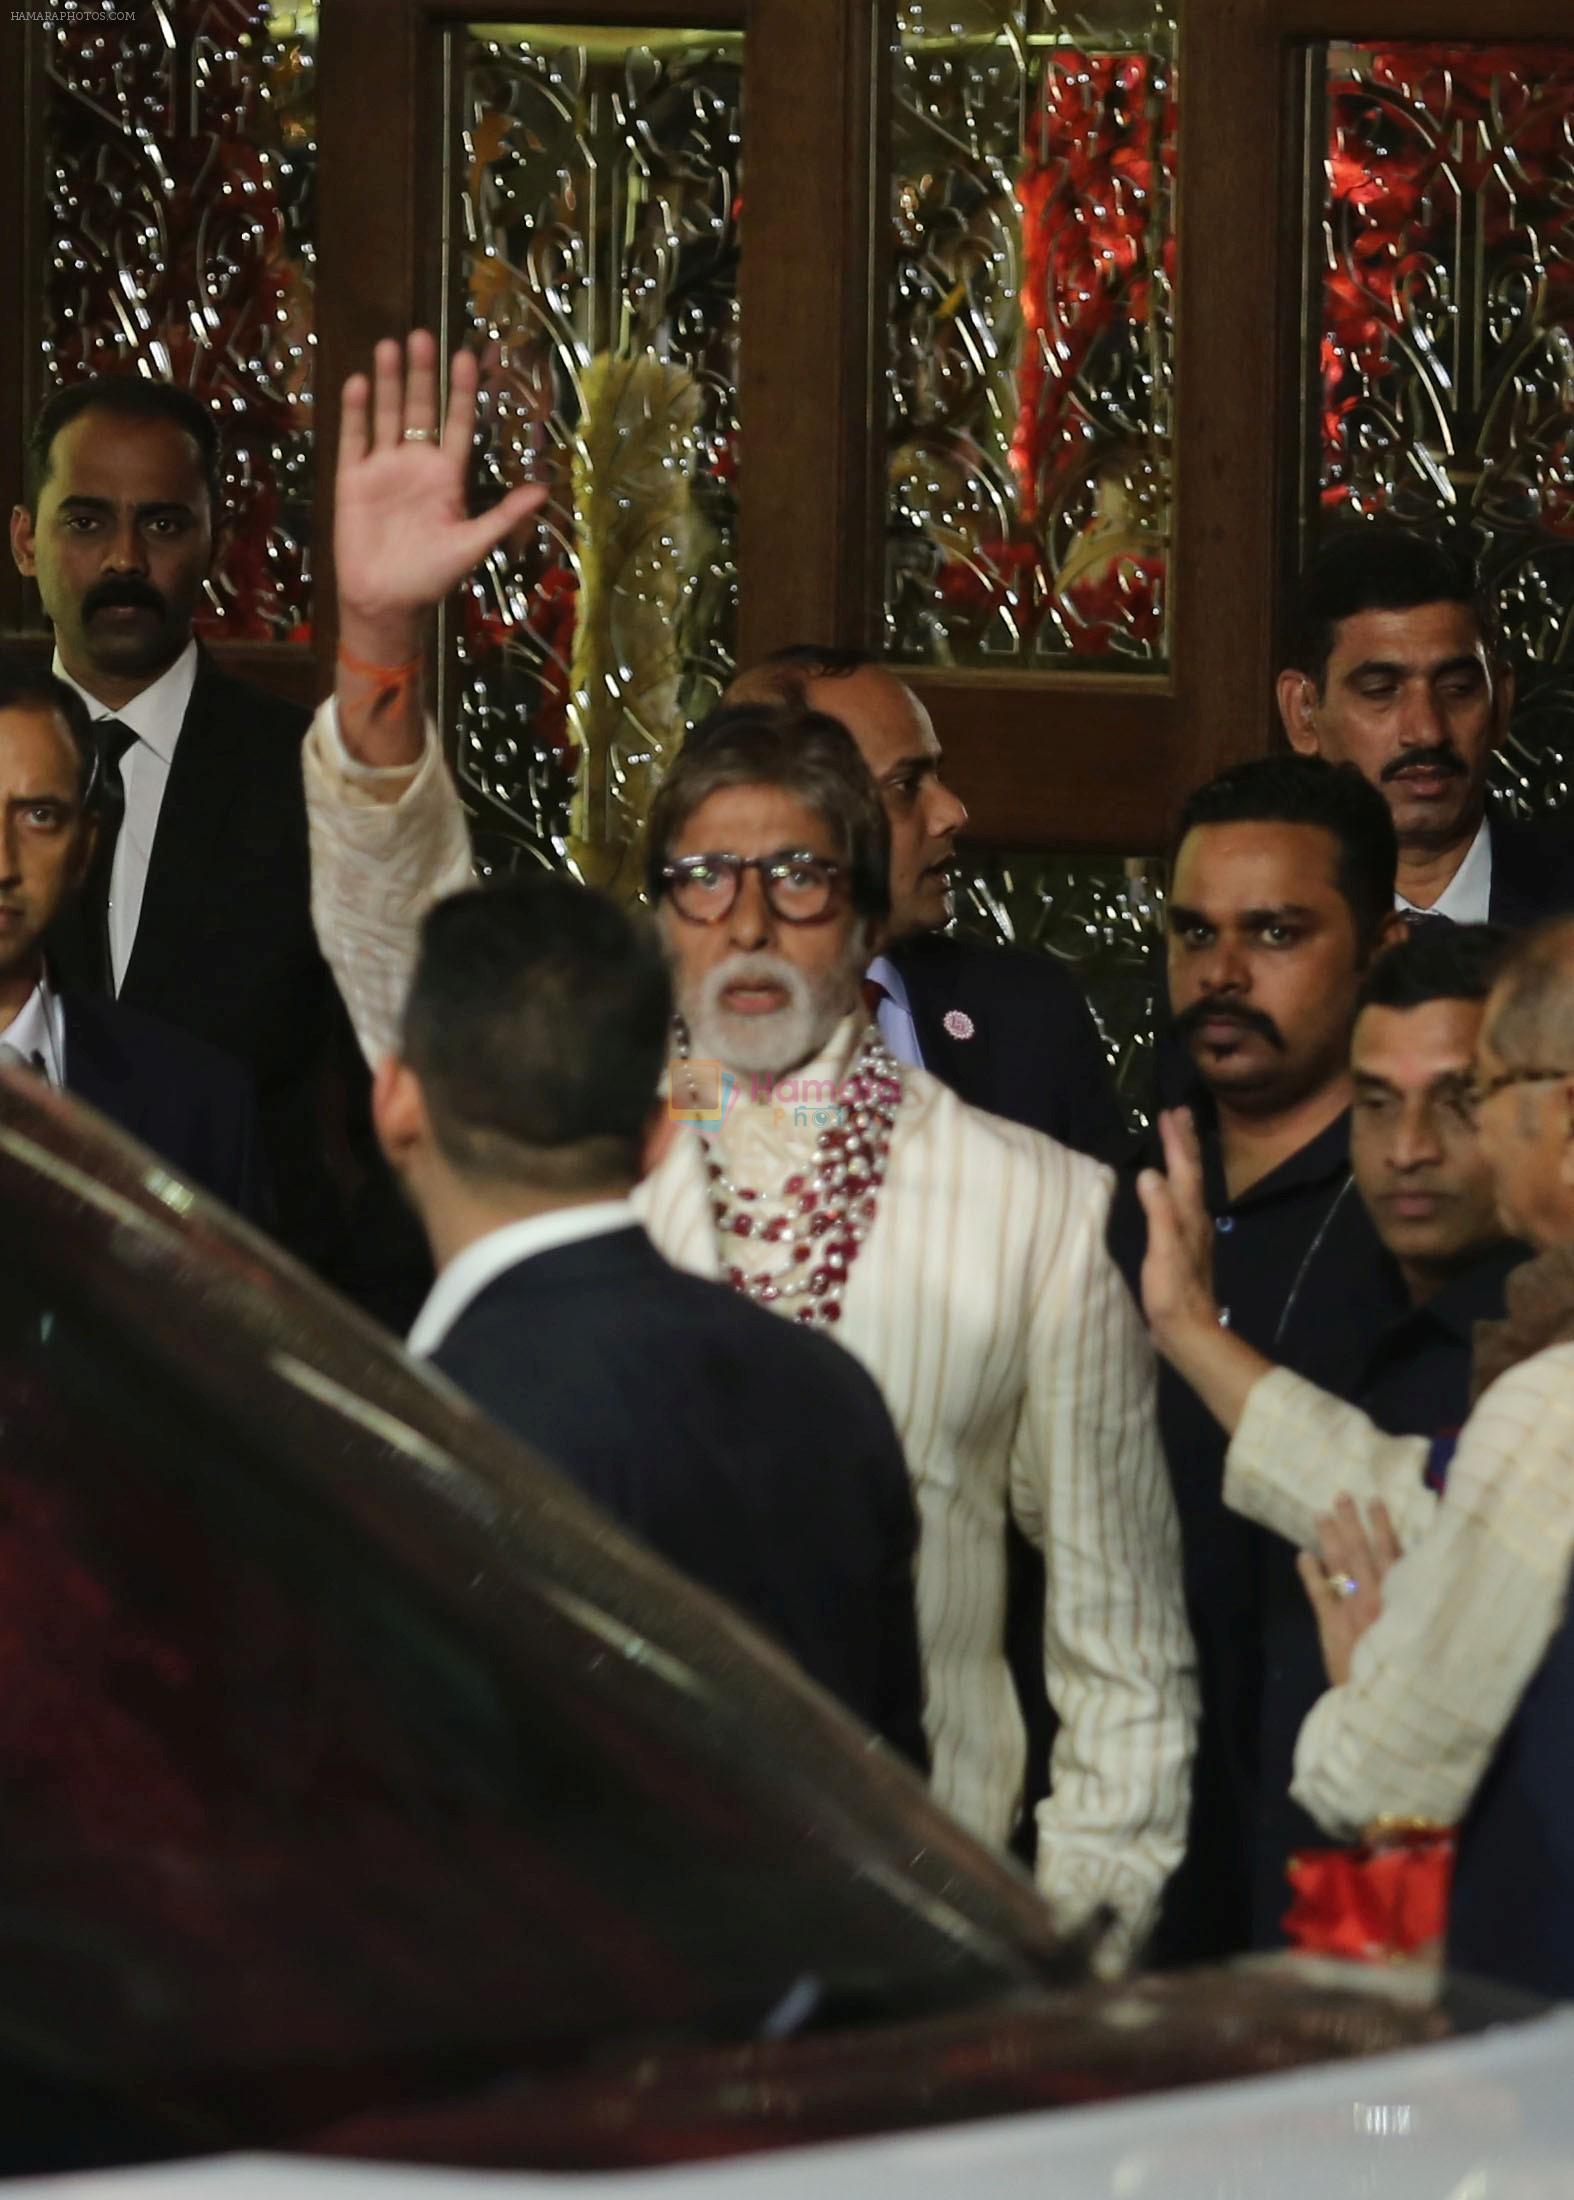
[{"left": 668, "top": 1061, "right": 851, "bottom": 1130}]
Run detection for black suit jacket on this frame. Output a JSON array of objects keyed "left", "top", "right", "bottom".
[
  {"left": 48, "top": 652, "right": 427, "bottom": 1320},
  {"left": 61, "top": 990, "right": 268, "bottom": 1223},
  {"left": 1487, "top": 814, "right": 1574, "bottom": 929},
  {"left": 431, "top": 1225, "right": 928, "bottom": 1767},
  {"left": 888, "top": 931, "right": 1129, "bottom": 1163}
]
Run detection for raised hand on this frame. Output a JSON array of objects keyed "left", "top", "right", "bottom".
[
  {"left": 334, "top": 329, "right": 546, "bottom": 666},
  {"left": 1136, "top": 1106, "right": 1218, "bottom": 1344}
]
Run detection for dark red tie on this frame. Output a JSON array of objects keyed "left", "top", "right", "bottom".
[{"left": 861, "top": 976, "right": 888, "bottom": 1021}]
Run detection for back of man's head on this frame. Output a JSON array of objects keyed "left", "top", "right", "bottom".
[
  {"left": 0, "top": 651, "right": 98, "bottom": 810},
  {"left": 25, "top": 376, "right": 223, "bottom": 520},
  {"left": 1356, "top": 921, "right": 1512, "bottom": 1017},
  {"left": 1284, "top": 526, "right": 1498, "bottom": 690},
  {"left": 402, "top": 877, "right": 672, "bottom": 1193},
  {"left": 1173, "top": 752, "right": 1399, "bottom": 955},
  {"left": 1484, "top": 914, "right": 1574, "bottom": 1070}
]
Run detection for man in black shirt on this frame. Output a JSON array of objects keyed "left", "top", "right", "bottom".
[
  {"left": 1109, "top": 755, "right": 1412, "bottom": 1960},
  {"left": 1346, "top": 923, "right": 1528, "bottom": 1450}
]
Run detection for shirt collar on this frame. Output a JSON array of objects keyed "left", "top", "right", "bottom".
[
  {"left": 1193, "top": 1094, "right": 1353, "bottom": 1213},
  {"left": 408, "top": 1199, "right": 640, "bottom": 1357},
  {"left": 1382, "top": 1238, "right": 1530, "bottom": 1346},
  {"left": 1396, "top": 817, "right": 1492, "bottom": 924},
  {"left": 0, "top": 974, "right": 65, "bottom": 1087},
  {"left": 864, "top": 952, "right": 913, "bottom": 1018},
  {"left": 52, "top": 638, "right": 199, "bottom": 765}
]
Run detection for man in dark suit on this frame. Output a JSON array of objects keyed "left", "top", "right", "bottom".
[
  {"left": 8, "top": 376, "right": 412, "bottom": 1307},
  {"left": 376, "top": 872, "right": 928, "bottom": 1767},
  {"left": 727, "top": 648, "right": 1127, "bottom": 1162},
  {"left": 0, "top": 653, "right": 263, "bottom": 1216},
  {"left": 1277, "top": 526, "right": 1574, "bottom": 928}
]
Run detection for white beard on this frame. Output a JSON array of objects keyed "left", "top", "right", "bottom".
[{"left": 683, "top": 946, "right": 862, "bottom": 1077}]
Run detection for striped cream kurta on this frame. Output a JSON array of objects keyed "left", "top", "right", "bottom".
[{"left": 301, "top": 704, "right": 1198, "bottom": 1960}]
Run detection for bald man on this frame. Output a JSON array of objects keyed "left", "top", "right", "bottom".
[
  {"left": 1138, "top": 914, "right": 1574, "bottom": 1998},
  {"left": 727, "top": 648, "right": 1127, "bottom": 1165}
]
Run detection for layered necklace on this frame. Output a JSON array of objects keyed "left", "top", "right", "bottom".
[{"left": 689, "top": 1024, "right": 903, "bottom": 1328}]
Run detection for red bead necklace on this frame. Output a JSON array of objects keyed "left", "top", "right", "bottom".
[{"left": 702, "top": 1030, "right": 902, "bottom": 1327}]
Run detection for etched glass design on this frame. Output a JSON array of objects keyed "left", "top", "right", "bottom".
[
  {"left": 40, "top": 1, "right": 318, "bottom": 640},
  {"left": 455, "top": 26, "right": 742, "bottom": 891},
  {"left": 1311, "top": 41, "right": 1574, "bottom": 817},
  {"left": 957, "top": 852, "right": 1163, "bottom": 1116},
  {"left": 887, "top": 1, "right": 1177, "bottom": 670}
]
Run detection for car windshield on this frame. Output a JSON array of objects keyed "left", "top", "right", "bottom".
[{"left": 0, "top": 1077, "right": 1067, "bottom": 2167}]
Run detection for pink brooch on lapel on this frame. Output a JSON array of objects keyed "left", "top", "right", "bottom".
[{"left": 942, "top": 1009, "right": 975, "bottom": 1041}]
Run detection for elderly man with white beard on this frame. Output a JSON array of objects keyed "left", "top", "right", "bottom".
[{"left": 302, "top": 334, "right": 1198, "bottom": 1966}]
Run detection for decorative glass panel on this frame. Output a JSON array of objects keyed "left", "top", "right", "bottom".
[
  {"left": 957, "top": 851, "right": 1163, "bottom": 1117},
  {"left": 39, "top": 0, "right": 318, "bottom": 641},
  {"left": 455, "top": 25, "right": 742, "bottom": 892},
  {"left": 887, "top": 1, "right": 1177, "bottom": 670},
  {"left": 1309, "top": 41, "right": 1574, "bottom": 819}
]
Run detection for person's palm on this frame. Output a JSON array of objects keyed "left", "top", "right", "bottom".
[{"left": 334, "top": 332, "right": 546, "bottom": 632}]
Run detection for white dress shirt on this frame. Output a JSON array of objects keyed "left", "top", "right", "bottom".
[
  {"left": 54, "top": 640, "right": 199, "bottom": 990},
  {"left": 1395, "top": 817, "right": 1492, "bottom": 924},
  {"left": 408, "top": 1200, "right": 639, "bottom": 1357},
  {"left": 864, "top": 951, "right": 923, "bottom": 1067},
  {"left": 301, "top": 706, "right": 1198, "bottom": 1962},
  {"left": 0, "top": 976, "right": 66, "bottom": 1085}
]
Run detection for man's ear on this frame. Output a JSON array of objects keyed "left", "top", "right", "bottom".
[
  {"left": 1372, "top": 907, "right": 1410, "bottom": 960},
  {"left": 207, "top": 508, "right": 232, "bottom": 579},
  {"left": 1275, "top": 667, "right": 1322, "bottom": 756},
  {"left": 371, "top": 1054, "right": 431, "bottom": 1172},
  {"left": 65, "top": 813, "right": 98, "bottom": 896},
  {"left": 1489, "top": 657, "right": 1516, "bottom": 753},
  {"left": 10, "top": 504, "right": 37, "bottom": 580}
]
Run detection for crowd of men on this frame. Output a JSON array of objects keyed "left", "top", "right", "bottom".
[{"left": 6, "top": 327, "right": 1574, "bottom": 1997}]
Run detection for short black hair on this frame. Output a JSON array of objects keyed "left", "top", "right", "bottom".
[
  {"left": 1356, "top": 922, "right": 1512, "bottom": 1016},
  {"left": 0, "top": 650, "right": 98, "bottom": 810},
  {"left": 402, "top": 877, "right": 672, "bottom": 1192},
  {"left": 1173, "top": 753, "right": 1398, "bottom": 954},
  {"left": 1285, "top": 526, "right": 1500, "bottom": 689},
  {"left": 646, "top": 701, "right": 891, "bottom": 928},
  {"left": 25, "top": 376, "right": 223, "bottom": 520},
  {"left": 760, "top": 644, "right": 876, "bottom": 681}
]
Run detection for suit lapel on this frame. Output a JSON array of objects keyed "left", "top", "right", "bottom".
[
  {"left": 122, "top": 652, "right": 247, "bottom": 999},
  {"left": 891, "top": 941, "right": 995, "bottom": 1108}
]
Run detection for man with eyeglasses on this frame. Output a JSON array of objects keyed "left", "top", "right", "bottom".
[
  {"left": 301, "top": 334, "right": 1198, "bottom": 1972},
  {"left": 1138, "top": 915, "right": 1574, "bottom": 1997},
  {"left": 1343, "top": 922, "right": 1527, "bottom": 1445}
]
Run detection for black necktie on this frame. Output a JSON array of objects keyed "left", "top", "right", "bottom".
[
  {"left": 80, "top": 719, "right": 137, "bottom": 992},
  {"left": 1401, "top": 908, "right": 1454, "bottom": 931}
]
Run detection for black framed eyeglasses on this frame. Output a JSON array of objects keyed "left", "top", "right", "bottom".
[
  {"left": 659, "top": 850, "right": 848, "bottom": 926},
  {"left": 1461, "top": 1065, "right": 1573, "bottom": 1118}
]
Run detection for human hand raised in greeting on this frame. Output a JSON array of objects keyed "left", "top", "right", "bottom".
[
  {"left": 332, "top": 330, "right": 546, "bottom": 764},
  {"left": 1136, "top": 1108, "right": 1218, "bottom": 1345}
]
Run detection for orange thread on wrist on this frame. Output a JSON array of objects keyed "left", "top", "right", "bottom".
[{"left": 336, "top": 643, "right": 421, "bottom": 704}]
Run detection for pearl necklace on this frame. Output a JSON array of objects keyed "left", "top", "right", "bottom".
[{"left": 700, "top": 1027, "right": 902, "bottom": 1328}]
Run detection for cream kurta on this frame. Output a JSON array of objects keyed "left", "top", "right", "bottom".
[
  {"left": 1227, "top": 1353, "right": 1574, "bottom": 1841},
  {"left": 302, "top": 703, "right": 1198, "bottom": 1959}
]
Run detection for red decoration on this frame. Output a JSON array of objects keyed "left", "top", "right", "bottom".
[
  {"left": 1283, "top": 1831, "right": 1456, "bottom": 1963},
  {"left": 1321, "top": 45, "right": 1574, "bottom": 529},
  {"left": 931, "top": 50, "right": 1174, "bottom": 657}
]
